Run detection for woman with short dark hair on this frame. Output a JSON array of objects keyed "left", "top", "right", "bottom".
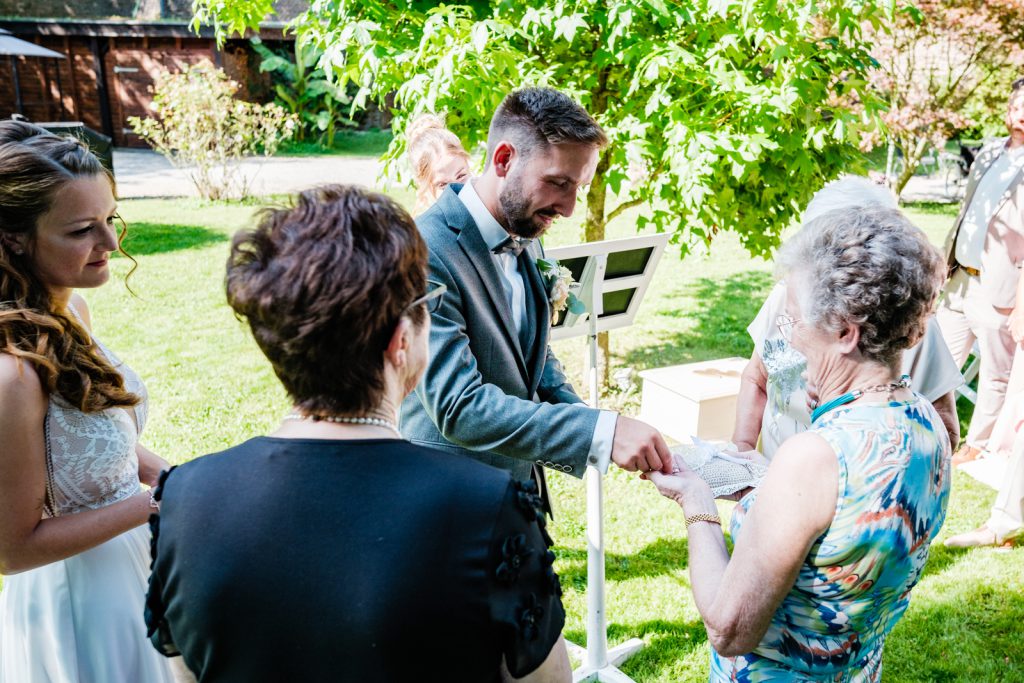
[{"left": 145, "top": 184, "right": 571, "bottom": 683}]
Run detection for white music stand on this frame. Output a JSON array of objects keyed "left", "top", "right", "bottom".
[{"left": 546, "top": 233, "right": 670, "bottom": 683}]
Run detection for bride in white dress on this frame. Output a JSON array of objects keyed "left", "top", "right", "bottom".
[{"left": 0, "top": 122, "right": 181, "bottom": 682}]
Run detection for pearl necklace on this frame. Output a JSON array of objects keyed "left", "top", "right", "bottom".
[{"left": 283, "top": 412, "right": 402, "bottom": 438}]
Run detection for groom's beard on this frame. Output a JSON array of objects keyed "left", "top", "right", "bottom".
[{"left": 499, "top": 178, "right": 555, "bottom": 240}]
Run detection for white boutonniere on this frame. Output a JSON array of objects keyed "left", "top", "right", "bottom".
[{"left": 537, "top": 257, "right": 585, "bottom": 324}]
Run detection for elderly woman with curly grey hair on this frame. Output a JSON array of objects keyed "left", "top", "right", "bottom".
[
  {"left": 731, "top": 176, "right": 963, "bottom": 459},
  {"left": 648, "top": 205, "right": 952, "bottom": 681}
]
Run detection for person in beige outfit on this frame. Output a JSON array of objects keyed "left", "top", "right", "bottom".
[
  {"left": 937, "top": 78, "right": 1024, "bottom": 464},
  {"left": 945, "top": 270, "right": 1024, "bottom": 548}
]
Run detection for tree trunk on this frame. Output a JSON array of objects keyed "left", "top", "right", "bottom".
[
  {"left": 580, "top": 70, "right": 612, "bottom": 392},
  {"left": 885, "top": 140, "right": 896, "bottom": 183},
  {"left": 583, "top": 153, "right": 611, "bottom": 388},
  {"left": 893, "top": 138, "right": 930, "bottom": 198}
]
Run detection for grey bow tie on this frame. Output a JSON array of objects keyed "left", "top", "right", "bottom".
[{"left": 492, "top": 236, "right": 534, "bottom": 257}]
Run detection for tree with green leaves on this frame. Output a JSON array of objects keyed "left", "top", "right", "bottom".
[
  {"left": 864, "top": 0, "right": 1024, "bottom": 196},
  {"left": 193, "top": 0, "right": 886, "bottom": 379},
  {"left": 251, "top": 37, "right": 356, "bottom": 148},
  {"left": 195, "top": 0, "right": 885, "bottom": 256}
]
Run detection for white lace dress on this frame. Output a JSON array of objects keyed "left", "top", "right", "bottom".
[{"left": 0, "top": 314, "right": 177, "bottom": 683}]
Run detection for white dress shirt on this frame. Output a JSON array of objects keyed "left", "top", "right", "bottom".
[
  {"left": 458, "top": 184, "right": 528, "bottom": 335},
  {"left": 458, "top": 182, "right": 616, "bottom": 473},
  {"left": 956, "top": 144, "right": 1024, "bottom": 270}
]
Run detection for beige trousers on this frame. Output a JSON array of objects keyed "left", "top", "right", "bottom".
[
  {"left": 937, "top": 269, "right": 1017, "bottom": 449},
  {"left": 987, "top": 347, "right": 1024, "bottom": 541}
]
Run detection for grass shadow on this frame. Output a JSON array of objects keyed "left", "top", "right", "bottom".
[
  {"left": 555, "top": 537, "right": 690, "bottom": 591},
  {"left": 883, "top": 581, "right": 1024, "bottom": 681},
  {"left": 919, "top": 542, "right": 967, "bottom": 578},
  {"left": 614, "top": 618, "right": 711, "bottom": 677},
  {"left": 565, "top": 617, "right": 710, "bottom": 677},
  {"left": 625, "top": 270, "right": 774, "bottom": 368},
  {"left": 118, "top": 221, "right": 229, "bottom": 257}
]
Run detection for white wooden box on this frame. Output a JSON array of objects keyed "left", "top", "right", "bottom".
[{"left": 638, "top": 357, "right": 748, "bottom": 443}]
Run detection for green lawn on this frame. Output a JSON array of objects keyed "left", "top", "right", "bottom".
[
  {"left": 276, "top": 127, "right": 393, "bottom": 157},
  {"left": 20, "top": 191, "right": 1023, "bottom": 680}
]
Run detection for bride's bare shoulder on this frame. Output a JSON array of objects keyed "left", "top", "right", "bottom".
[
  {"left": 0, "top": 354, "right": 44, "bottom": 401},
  {"left": 69, "top": 293, "right": 93, "bottom": 330}
]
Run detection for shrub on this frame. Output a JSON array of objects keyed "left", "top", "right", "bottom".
[
  {"left": 129, "top": 61, "right": 298, "bottom": 200},
  {"left": 251, "top": 38, "right": 356, "bottom": 149}
]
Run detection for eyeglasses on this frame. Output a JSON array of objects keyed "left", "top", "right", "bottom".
[
  {"left": 405, "top": 280, "right": 447, "bottom": 315},
  {"left": 776, "top": 314, "right": 800, "bottom": 342}
]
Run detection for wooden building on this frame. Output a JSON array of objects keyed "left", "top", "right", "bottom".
[{"left": 0, "top": 1, "right": 303, "bottom": 146}]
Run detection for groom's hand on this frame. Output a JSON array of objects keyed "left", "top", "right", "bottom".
[{"left": 610, "top": 416, "right": 673, "bottom": 474}]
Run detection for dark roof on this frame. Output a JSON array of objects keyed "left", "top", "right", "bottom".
[
  {"left": 0, "top": 18, "right": 293, "bottom": 40},
  {"left": 0, "top": 0, "right": 306, "bottom": 22}
]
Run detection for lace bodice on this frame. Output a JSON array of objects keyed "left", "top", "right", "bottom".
[{"left": 43, "top": 311, "right": 148, "bottom": 517}]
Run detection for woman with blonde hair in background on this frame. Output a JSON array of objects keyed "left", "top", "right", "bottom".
[{"left": 407, "top": 113, "right": 471, "bottom": 214}]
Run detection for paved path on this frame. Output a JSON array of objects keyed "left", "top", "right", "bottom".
[
  {"left": 113, "top": 148, "right": 956, "bottom": 203},
  {"left": 900, "top": 175, "right": 962, "bottom": 204},
  {"left": 113, "top": 148, "right": 386, "bottom": 199}
]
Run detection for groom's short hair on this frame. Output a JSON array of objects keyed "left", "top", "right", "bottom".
[{"left": 486, "top": 87, "right": 607, "bottom": 166}]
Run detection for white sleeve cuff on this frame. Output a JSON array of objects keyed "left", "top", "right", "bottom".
[{"left": 587, "top": 411, "right": 617, "bottom": 474}]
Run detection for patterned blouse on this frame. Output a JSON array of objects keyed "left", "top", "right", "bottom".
[{"left": 711, "top": 395, "right": 951, "bottom": 682}]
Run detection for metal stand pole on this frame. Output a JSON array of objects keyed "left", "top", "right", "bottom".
[{"left": 573, "top": 254, "right": 644, "bottom": 683}]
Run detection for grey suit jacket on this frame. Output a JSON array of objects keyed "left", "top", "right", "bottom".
[
  {"left": 943, "top": 137, "right": 1024, "bottom": 308},
  {"left": 400, "top": 184, "right": 599, "bottom": 482}
]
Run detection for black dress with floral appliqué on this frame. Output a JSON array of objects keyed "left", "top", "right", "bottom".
[{"left": 145, "top": 437, "right": 566, "bottom": 683}]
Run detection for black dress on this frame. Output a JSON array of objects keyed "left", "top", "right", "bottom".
[{"left": 145, "top": 437, "right": 565, "bottom": 683}]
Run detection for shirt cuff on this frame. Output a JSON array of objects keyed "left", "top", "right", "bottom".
[{"left": 587, "top": 410, "right": 617, "bottom": 474}]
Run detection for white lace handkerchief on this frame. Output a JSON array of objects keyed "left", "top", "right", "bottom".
[{"left": 670, "top": 438, "right": 768, "bottom": 497}]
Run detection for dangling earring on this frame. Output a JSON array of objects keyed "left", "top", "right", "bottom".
[{"left": 1, "top": 237, "right": 23, "bottom": 256}]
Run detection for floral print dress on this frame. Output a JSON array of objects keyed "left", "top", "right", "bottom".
[{"left": 711, "top": 395, "right": 951, "bottom": 682}]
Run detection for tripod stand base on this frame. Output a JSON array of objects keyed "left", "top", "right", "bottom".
[{"left": 572, "top": 638, "right": 645, "bottom": 683}]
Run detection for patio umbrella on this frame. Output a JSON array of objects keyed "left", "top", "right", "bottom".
[{"left": 0, "top": 28, "right": 66, "bottom": 116}]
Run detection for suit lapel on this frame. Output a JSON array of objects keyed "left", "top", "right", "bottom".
[
  {"left": 518, "top": 263, "right": 536, "bottom": 362},
  {"left": 521, "top": 247, "right": 551, "bottom": 395},
  {"left": 960, "top": 143, "right": 1006, "bottom": 221},
  {"left": 948, "top": 141, "right": 1008, "bottom": 259},
  {"left": 438, "top": 189, "right": 529, "bottom": 380},
  {"left": 993, "top": 164, "right": 1024, "bottom": 218}
]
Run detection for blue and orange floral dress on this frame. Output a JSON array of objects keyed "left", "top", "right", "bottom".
[{"left": 711, "top": 395, "right": 951, "bottom": 682}]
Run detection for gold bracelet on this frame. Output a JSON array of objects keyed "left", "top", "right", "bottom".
[{"left": 685, "top": 513, "right": 721, "bottom": 529}]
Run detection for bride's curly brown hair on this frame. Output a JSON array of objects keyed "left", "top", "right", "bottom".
[{"left": 0, "top": 121, "right": 139, "bottom": 412}]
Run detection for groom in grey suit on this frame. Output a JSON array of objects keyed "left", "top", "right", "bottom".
[{"left": 400, "top": 88, "right": 672, "bottom": 511}]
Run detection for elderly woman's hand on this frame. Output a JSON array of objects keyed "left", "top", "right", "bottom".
[
  {"left": 711, "top": 448, "right": 768, "bottom": 501},
  {"left": 721, "top": 447, "right": 769, "bottom": 468},
  {"left": 644, "top": 454, "right": 715, "bottom": 508}
]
